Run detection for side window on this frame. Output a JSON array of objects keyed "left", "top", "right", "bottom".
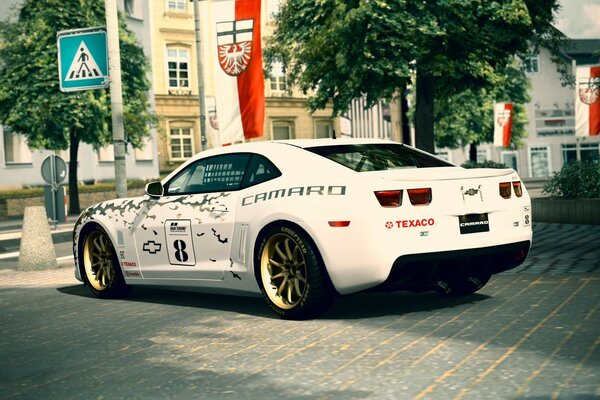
[
  {"left": 164, "top": 153, "right": 281, "bottom": 195},
  {"left": 241, "top": 154, "right": 282, "bottom": 188},
  {"left": 165, "top": 154, "right": 251, "bottom": 195}
]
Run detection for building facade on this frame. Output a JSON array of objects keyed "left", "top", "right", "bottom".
[
  {"left": 444, "top": 40, "right": 600, "bottom": 177},
  {"left": 149, "top": 0, "right": 338, "bottom": 175},
  {"left": 0, "top": 0, "right": 159, "bottom": 189}
]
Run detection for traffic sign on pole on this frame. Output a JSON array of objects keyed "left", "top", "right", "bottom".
[{"left": 57, "top": 27, "right": 109, "bottom": 92}]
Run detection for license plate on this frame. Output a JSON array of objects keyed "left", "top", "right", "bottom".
[{"left": 459, "top": 213, "right": 490, "bottom": 234}]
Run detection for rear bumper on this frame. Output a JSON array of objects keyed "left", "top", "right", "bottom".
[{"left": 378, "top": 240, "right": 531, "bottom": 292}]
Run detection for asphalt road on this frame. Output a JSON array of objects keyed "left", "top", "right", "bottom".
[{"left": 0, "top": 223, "right": 599, "bottom": 399}]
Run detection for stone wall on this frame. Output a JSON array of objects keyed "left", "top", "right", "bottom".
[
  {"left": 0, "top": 188, "right": 145, "bottom": 221},
  {"left": 532, "top": 198, "right": 600, "bottom": 225}
]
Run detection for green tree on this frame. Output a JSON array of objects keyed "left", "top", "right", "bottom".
[
  {"left": 267, "top": 0, "right": 564, "bottom": 153},
  {"left": 0, "top": 0, "right": 156, "bottom": 214},
  {"left": 434, "top": 60, "right": 531, "bottom": 158}
]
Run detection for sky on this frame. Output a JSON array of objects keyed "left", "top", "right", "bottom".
[{"left": 555, "top": 0, "right": 600, "bottom": 38}]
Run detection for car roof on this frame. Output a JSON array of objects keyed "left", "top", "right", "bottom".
[
  {"left": 276, "top": 137, "right": 393, "bottom": 148},
  {"left": 162, "top": 138, "right": 399, "bottom": 183},
  {"left": 188, "top": 138, "right": 395, "bottom": 159}
]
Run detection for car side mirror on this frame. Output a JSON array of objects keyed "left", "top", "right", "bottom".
[{"left": 145, "top": 181, "right": 163, "bottom": 198}]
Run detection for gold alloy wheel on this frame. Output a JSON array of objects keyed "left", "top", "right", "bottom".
[
  {"left": 260, "top": 233, "right": 308, "bottom": 309},
  {"left": 83, "top": 230, "right": 115, "bottom": 291}
]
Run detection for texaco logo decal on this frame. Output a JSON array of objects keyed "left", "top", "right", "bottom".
[{"left": 216, "top": 19, "right": 254, "bottom": 76}]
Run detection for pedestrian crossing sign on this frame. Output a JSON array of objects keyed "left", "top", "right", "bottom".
[{"left": 57, "top": 27, "right": 109, "bottom": 92}]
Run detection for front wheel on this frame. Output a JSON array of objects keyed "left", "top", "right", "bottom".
[
  {"left": 256, "top": 224, "right": 334, "bottom": 319},
  {"left": 80, "top": 226, "right": 131, "bottom": 299}
]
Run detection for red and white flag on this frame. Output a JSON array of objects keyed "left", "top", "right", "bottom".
[
  {"left": 575, "top": 65, "right": 600, "bottom": 136},
  {"left": 211, "top": 0, "right": 265, "bottom": 144},
  {"left": 493, "top": 102, "right": 513, "bottom": 147}
]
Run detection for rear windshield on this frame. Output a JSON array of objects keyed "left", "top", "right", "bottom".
[{"left": 306, "top": 144, "right": 453, "bottom": 172}]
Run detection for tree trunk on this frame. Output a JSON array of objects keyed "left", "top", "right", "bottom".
[
  {"left": 469, "top": 143, "right": 478, "bottom": 162},
  {"left": 68, "top": 130, "right": 80, "bottom": 215},
  {"left": 414, "top": 71, "right": 435, "bottom": 153}
]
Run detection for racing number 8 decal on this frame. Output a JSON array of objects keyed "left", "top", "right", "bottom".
[
  {"left": 165, "top": 219, "right": 196, "bottom": 266},
  {"left": 173, "top": 239, "right": 189, "bottom": 262}
]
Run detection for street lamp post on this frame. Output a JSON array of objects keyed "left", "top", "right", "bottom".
[
  {"left": 192, "top": 0, "right": 208, "bottom": 151},
  {"left": 105, "top": 0, "right": 127, "bottom": 198}
]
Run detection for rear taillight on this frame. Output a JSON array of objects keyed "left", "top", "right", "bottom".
[
  {"left": 407, "top": 188, "right": 432, "bottom": 206},
  {"left": 512, "top": 181, "right": 523, "bottom": 197},
  {"left": 499, "top": 182, "right": 511, "bottom": 199},
  {"left": 374, "top": 190, "right": 402, "bottom": 207}
]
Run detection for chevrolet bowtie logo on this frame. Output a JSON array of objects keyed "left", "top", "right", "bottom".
[
  {"left": 461, "top": 185, "right": 483, "bottom": 201},
  {"left": 143, "top": 240, "right": 162, "bottom": 254}
]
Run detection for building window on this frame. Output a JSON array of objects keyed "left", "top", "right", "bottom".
[
  {"left": 167, "top": 47, "right": 189, "bottom": 89},
  {"left": 3, "top": 126, "right": 32, "bottom": 164},
  {"left": 581, "top": 143, "right": 600, "bottom": 164},
  {"left": 315, "top": 121, "right": 333, "bottom": 139},
  {"left": 97, "top": 145, "right": 114, "bottom": 162},
  {"left": 529, "top": 146, "right": 551, "bottom": 177},
  {"left": 562, "top": 143, "right": 600, "bottom": 166},
  {"left": 435, "top": 149, "right": 452, "bottom": 163},
  {"left": 477, "top": 147, "right": 491, "bottom": 163},
  {"left": 135, "top": 137, "right": 154, "bottom": 161},
  {"left": 523, "top": 54, "right": 539, "bottom": 74},
  {"left": 269, "top": 61, "right": 287, "bottom": 94},
  {"left": 561, "top": 144, "right": 577, "bottom": 166},
  {"left": 501, "top": 150, "right": 519, "bottom": 171},
  {"left": 170, "top": 125, "right": 194, "bottom": 161},
  {"left": 272, "top": 120, "right": 294, "bottom": 140},
  {"left": 167, "top": 0, "right": 186, "bottom": 12},
  {"left": 124, "top": 0, "right": 143, "bottom": 19}
]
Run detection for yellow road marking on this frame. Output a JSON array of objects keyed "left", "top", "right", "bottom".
[
  {"left": 516, "top": 297, "right": 600, "bottom": 395},
  {"left": 551, "top": 319, "right": 600, "bottom": 398},
  {"left": 453, "top": 277, "right": 592, "bottom": 400},
  {"left": 410, "top": 275, "right": 538, "bottom": 367},
  {"left": 413, "top": 276, "right": 570, "bottom": 400}
]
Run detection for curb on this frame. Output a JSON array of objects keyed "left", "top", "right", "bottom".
[{"left": 0, "top": 229, "right": 72, "bottom": 253}]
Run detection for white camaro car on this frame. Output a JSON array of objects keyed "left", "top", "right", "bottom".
[{"left": 73, "top": 139, "right": 532, "bottom": 319}]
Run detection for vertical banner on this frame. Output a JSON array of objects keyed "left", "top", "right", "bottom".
[
  {"left": 212, "top": 0, "right": 265, "bottom": 144},
  {"left": 493, "top": 102, "right": 513, "bottom": 147},
  {"left": 205, "top": 96, "right": 220, "bottom": 147},
  {"left": 575, "top": 65, "right": 600, "bottom": 137}
]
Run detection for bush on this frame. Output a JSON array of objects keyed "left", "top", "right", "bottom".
[
  {"left": 461, "top": 160, "right": 508, "bottom": 169},
  {"left": 542, "top": 162, "right": 600, "bottom": 199}
]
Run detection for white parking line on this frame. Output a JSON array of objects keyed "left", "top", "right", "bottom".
[
  {"left": 0, "top": 252, "right": 74, "bottom": 263},
  {"left": 0, "top": 251, "right": 19, "bottom": 260}
]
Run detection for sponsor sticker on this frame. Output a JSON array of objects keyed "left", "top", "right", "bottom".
[
  {"left": 164, "top": 219, "right": 196, "bottom": 266},
  {"left": 523, "top": 205, "right": 531, "bottom": 227},
  {"left": 386, "top": 218, "right": 435, "bottom": 229}
]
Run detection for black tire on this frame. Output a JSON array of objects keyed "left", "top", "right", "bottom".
[
  {"left": 79, "top": 225, "right": 132, "bottom": 299},
  {"left": 255, "top": 223, "right": 334, "bottom": 319},
  {"left": 436, "top": 273, "right": 491, "bottom": 297}
]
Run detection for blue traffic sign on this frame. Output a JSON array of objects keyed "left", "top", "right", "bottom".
[{"left": 57, "top": 27, "right": 109, "bottom": 92}]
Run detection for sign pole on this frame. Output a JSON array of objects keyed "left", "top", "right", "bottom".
[
  {"left": 105, "top": 0, "right": 127, "bottom": 198},
  {"left": 192, "top": 0, "right": 208, "bottom": 151}
]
